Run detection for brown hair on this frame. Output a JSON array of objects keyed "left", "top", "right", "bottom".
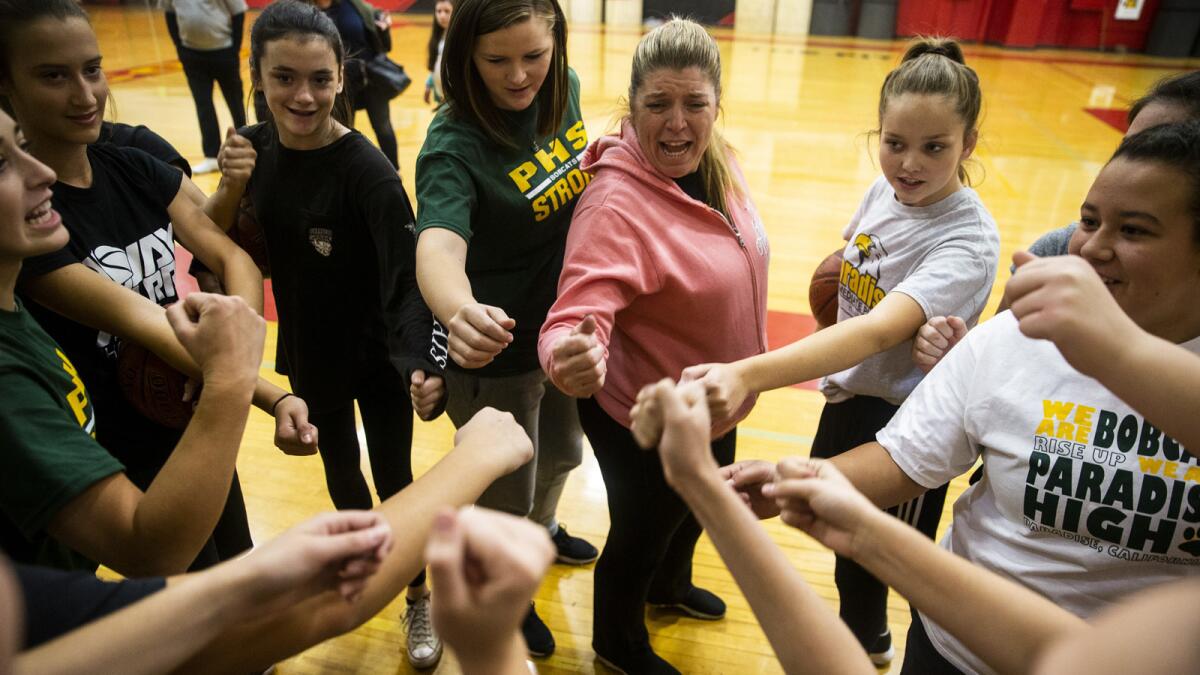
[
  {"left": 440, "top": 0, "right": 569, "bottom": 148},
  {"left": 628, "top": 17, "right": 739, "bottom": 216},
  {"left": 878, "top": 37, "right": 981, "bottom": 183}
]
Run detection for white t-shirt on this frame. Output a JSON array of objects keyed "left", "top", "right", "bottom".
[
  {"left": 161, "top": 0, "right": 247, "bottom": 51},
  {"left": 822, "top": 176, "right": 1000, "bottom": 404},
  {"left": 878, "top": 311, "right": 1200, "bottom": 674}
]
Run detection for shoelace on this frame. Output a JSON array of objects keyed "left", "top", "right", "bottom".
[{"left": 404, "top": 598, "right": 437, "bottom": 648}]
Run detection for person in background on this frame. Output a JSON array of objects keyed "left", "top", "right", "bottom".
[{"left": 162, "top": 0, "right": 248, "bottom": 174}]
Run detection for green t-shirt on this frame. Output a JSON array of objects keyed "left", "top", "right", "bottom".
[
  {"left": 0, "top": 300, "right": 122, "bottom": 570},
  {"left": 416, "top": 69, "right": 590, "bottom": 376}
]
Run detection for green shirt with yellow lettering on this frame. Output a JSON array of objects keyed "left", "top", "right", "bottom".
[
  {"left": 416, "top": 69, "right": 589, "bottom": 376},
  {"left": 0, "top": 299, "right": 122, "bottom": 571}
]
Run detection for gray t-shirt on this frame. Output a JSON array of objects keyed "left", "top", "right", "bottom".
[
  {"left": 1010, "top": 222, "right": 1076, "bottom": 272},
  {"left": 161, "top": 0, "right": 246, "bottom": 51},
  {"left": 821, "top": 176, "right": 1000, "bottom": 404}
]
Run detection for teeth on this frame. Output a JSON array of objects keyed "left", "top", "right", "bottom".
[
  {"left": 26, "top": 202, "right": 53, "bottom": 225},
  {"left": 661, "top": 142, "right": 689, "bottom": 157}
]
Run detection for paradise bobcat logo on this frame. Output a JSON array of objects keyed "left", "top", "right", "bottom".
[{"left": 839, "top": 233, "right": 888, "bottom": 313}]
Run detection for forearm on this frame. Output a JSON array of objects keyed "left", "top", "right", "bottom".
[
  {"left": 829, "top": 442, "right": 928, "bottom": 509},
  {"left": 856, "top": 513, "right": 1083, "bottom": 675},
  {"left": 15, "top": 568, "right": 247, "bottom": 675},
  {"left": 737, "top": 314, "right": 897, "bottom": 395},
  {"left": 174, "top": 437, "right": 515, "bottom": 673},
  {"left": 416, "top": 243, "right": 475, "bottom": 324},
  {"left": 1090, "top": 331, "right": 1200, "bottom": 448},
  {"left": 675, "top": 471, "right": 872, "bottom": 675},
  {"left": 125, "top": 382, "right": 254, "bottom": 575},
  {"left": 214, "top": 249, "right": 264, "bottom": 314},
  {"left": 203, "top": 180, "right": 245, "bottom": 233},
  {"left": 456, "top": 634, "right": 530, "bottom": 675}
]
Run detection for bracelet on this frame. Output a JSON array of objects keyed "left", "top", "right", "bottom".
[{"left": 270, "top": 392, "right": 294, "bottom": 416}]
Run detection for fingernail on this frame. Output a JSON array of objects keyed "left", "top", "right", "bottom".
[
  {"left": 433, "top": 510, "right": 454, "bottom": 533},
  {"left": 762, "top": 484, "right": 775, "bottom": 496}
]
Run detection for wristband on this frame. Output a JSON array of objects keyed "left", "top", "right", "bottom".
[{"left": 270, "top": 392, "right": 294, "bottom": 416}]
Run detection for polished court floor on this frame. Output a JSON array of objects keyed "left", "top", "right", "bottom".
[{"left": 87, "top": 5, "right": 1199, "bottom": 673}]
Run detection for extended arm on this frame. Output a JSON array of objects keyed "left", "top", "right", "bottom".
[
  {"left": 168, "top": 183, "right": 263, "bottom": 313},
  {"left": 44, "top": 294, "right": 263, "bottom": 576}
]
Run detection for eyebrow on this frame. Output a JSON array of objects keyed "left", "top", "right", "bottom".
[
  {"left": 269, "top": 65, "right": 334, "bottom": 74},
  {"left": 34, "top": 56, "right": 102, "bottom": 69},
  {"left": 1080, "top": 202, "right": 1161, "bottom": 224}
]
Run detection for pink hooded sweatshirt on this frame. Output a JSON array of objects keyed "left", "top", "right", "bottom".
[{"left": 538, "top": 121, "right": 770, "bottom": 436}]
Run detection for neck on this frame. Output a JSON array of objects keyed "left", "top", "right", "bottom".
[
  {"left": 277, "top": 118, "right": 346, "bottom": 151},
  {"left": 0, "top": 261, "right": 19, "bottom": 312},
  {"left": 29, "top": 132, "right": 91, "bottom": 187}
]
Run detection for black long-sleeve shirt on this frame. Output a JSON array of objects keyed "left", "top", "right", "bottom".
[{"left": 240, "top": 123, "right": 441, "bottom": 412}]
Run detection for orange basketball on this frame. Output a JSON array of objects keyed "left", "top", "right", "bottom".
[
  {"left": 809, "top": 249, "right": 844, "bottom": 328},
  {"left": 231, "top": 192, "right": 270, "bottom": 277},
  {"left": 116, "top": 340, "right": 195, "bottom": 430}
]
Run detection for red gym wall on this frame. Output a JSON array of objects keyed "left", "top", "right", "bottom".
[{"left": 897, "top": 0, "right": 1161, "bottom": 50}]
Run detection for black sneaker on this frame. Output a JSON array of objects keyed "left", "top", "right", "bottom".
[
  {"left": 867, "top": 629, "right": 895, "bottom": 667},
  {"left": 551, "top": 524, "right": 599, "bottom": 565},
  {"left": 647, "top": 586, "right": 725, "bottom": 620},
  {"left": 522, "top": 603, "right": 555, "bottom": 657},
  {"left": 594, "top": 642, "right": 680, "bottom": 674}
]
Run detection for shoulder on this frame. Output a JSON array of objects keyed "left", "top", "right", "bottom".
[
  {"left": 420, "top": 110, "right": 486, "bottom": 157},
  {"left": 240, "top": 122, "right": 272, "bottom": 148}
]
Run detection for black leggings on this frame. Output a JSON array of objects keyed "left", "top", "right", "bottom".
[
  {"left": 578, "top": 397, "right": 737, "bottom": 655},
  {"left": 307, "top": 373, "right": 423, "bottom": 587},
  {"left": 810, "top": 396, "right": 949, "bottom": 648},
  {"left": 356, "top": 88, "right": 398, "bottom": 170}
]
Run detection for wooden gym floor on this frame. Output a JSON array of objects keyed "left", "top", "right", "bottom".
[{"left": 86, "top": 5, "right": 1199, "bottom": 673}]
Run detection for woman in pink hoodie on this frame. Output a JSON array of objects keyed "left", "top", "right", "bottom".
[{"left": 538, "top": 18, "right": 769, "bottom": 674}]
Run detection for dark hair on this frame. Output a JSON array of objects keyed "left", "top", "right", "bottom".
[
  {"left": 1128, "top": 71, "right": 1200, "bottom": 125},
  {"left": 441, "top": 0, "right": 569, "bottom": 148},
  {"left": 249, "top": 0, "right": 353, "bottom": 128},
  {"left": 877, "top": 37, "right": 982, "bottom": 184},
  {"left": 1111, "top": 120, "right": 1200, "bottom": 244},
  {"left": 427, "top": 0, "right": 455, "bottom": 72},
  {"left": 0, "top": 0, "right": 89, "bottom": 112}
]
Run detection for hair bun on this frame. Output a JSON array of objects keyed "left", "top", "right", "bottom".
[{"left": 901, "top": 38, "right": 966, "bottom": 66}]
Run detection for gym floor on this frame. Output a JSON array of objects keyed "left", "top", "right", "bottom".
[{"left": 90, "top": 5, "right": 1197, "bottom": 672}]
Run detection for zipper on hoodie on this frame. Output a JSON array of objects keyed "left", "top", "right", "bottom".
[{"left": 708, "top": 205, "right": 767, "bottom": 354}]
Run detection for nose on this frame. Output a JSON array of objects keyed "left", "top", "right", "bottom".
[
  {"left": 506, "top": 64, "right": 526, "bottom": 86},
  {"left": 295, "top": 83, "right": 315, "bottom": 104},
  {"left": 666, "top": 105, "right": 686, "bottom": 132},
  {"left": 68, "top": 74, "right": 97, "bottom": 109},
  {"left": 1078, "top": 224, "right": 1115, "bottom": 263},
  {"left": 900, "top": 150, "right": 920, "bottom": 174},
  {"left": 23, "top": 151, "right": 58, "bottom": 189}
]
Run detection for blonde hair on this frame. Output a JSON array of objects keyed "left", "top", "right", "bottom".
[
  {"left": 628, "top": 17, "right": 740, "bottom": 215},
  {"left": 878, "top": 37, "right": 982, "bottom": 184}
]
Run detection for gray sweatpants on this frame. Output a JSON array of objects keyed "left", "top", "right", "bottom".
[{"left": 443, "top": 368, "right": 583, "bottom": 529}]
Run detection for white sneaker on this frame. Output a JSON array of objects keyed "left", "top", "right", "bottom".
[
  {"left": 403, "top": 595, "right": 443, "bottom": 669},
  {"left": 193, "top": 157, "right": 219, "bottom": 174}
]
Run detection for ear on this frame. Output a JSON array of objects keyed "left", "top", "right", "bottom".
[
  {"left": 337, "top": 64, "right": 345, "bottom": 94},
  {"left": 961, "top": 128, "right": 979, "bottom": 162}
]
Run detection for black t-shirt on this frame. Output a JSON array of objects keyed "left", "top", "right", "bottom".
[
  {"left": 241, "top": 123, "right": 439, "bottom": 411},
  {"left": 97, "top": 122, "right": 192, "bottom": 177},
  {"left": 19, "top": 144, "right": 185, "bottom": 486},
  {"left": 16, "top": 564, "right": 165, "bottom": 648}
]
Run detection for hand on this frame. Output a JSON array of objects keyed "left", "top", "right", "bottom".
[
  {"left": 548, "top": 315, "right": 606, "bottom": 397},
  {"left": 453, "top": 407, "right": 533, "bottom": 477},
  {"left": 640, "top": 379, "right": 715, "bottom": 489},
  {"left": 423, "top": 84, "right": 432, "bottom": 105},
  {"left": 374, "top": 10, "right": 392, "bottom": 31},
  {"left": 912, "top": 315, "right": 968, "bottom": 374},
  {"left": 410, "top": 370, "right": 445, "bottom": 421},
  {"left": 165, "top": 293, "right": 265, "bottom": 391},
  {"left": 680, "top": 362, "right": 749, "bottom": 426},
  {"left": 217, "top": 127, "right": 256, "bottom": 189},
  {"left": 447, "top": 303, "right": 515, "bottom": 369},
  {"left": 235, "top": 510, "right": 392, "bottom": 611},
  {"left": 426, "top": 507, "right": 554, "bottom": 670},
  {"left": 718, "top": 459, "right": 780, "bottom": 519},
  {"left": 1005, "top": 251, "right": 1137, "bottom": 376},
  {"left": 765, "top": 457, "right": 880, "bottom": 559},
  {"left": 273, "top": 394, "right": 319, "bottom": 456},
  {"left": 629, "top": 382, "right": 664, "bottom": 449}
]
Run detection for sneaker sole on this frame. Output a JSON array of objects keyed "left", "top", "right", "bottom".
[
  {"left": 555, "top": 552, "right": 599, "bottom": 565},
  {"left": 646, "top": 602, "right": 725, "bottom": 621},
  {"left": 594, "top": 653, "right": 629, "bottom": 674}
]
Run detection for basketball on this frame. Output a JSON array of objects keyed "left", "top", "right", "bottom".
[
  {"left": 809, "top": 249, "right": 844, "bottom": 328},
  {"left": 231, "top": 192, "right": 270, "bottom": 277},
  {"left": 116, "top": 340, "right": 195, "bottom": 430}
]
